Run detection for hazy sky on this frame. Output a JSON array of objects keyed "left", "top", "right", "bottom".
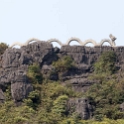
[{"left": 0, "top": 0, "right": 124, "bottom": 47}]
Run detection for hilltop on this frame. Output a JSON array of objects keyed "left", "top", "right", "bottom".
[{"left": 0, "top": 41, "right": 124, "bottom": 123}]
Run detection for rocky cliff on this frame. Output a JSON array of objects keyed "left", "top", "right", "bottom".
[{"left": 0, "top": 41, "right": 124, "bottom": 119}]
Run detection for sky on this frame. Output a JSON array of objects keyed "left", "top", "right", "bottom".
[{"left": 0, "top": 0, "right": 124, "bottom": 47}]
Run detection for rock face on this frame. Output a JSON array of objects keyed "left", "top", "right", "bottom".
[
  {"left": 68, "top": 98, "right": 94, "bottom": 120},
  {"left": 120, "top": 102, "right": 124, "bottom": 112},
  {"left": 0, "top": 88, "right": 4, "bottom": 103},
  {"left": 0, "top": 41, "right": 124, "bottom": 119},
  {"left": 0, "top": 42, "right": 54, "bottom": 102}
]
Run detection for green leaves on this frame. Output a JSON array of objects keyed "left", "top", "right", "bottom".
[
  {"left": 52, "top": 95, "right": 68, "bottom": 116},
  {"left": 86, "top": 75, "right": 124, "bottom": 120},
  {"left": 94, "top": 51, "right": 116, "bottom": 75},
  {"left": 52, "top": 56, "right": 75, "bottom": 72},
  {"left": 86, "top": 52, "right": 124, "bottom": 120},
  {"left": 24, "top": 90, "right": 41, "bottom": 109},
  {"left": 0, "top": 101, "right": 35, "bottom": 124},
  {"left": 1, "top": 50, "right": 124, "bottom": 123},
  {"left": 27, "top": 63, "right": 43, "bottom": 84}
]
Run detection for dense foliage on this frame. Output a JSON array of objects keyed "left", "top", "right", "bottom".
[
  {"left": 52, "top": 55, "right": 75, "bottom": 72},
  {"left": 94, "top": 51, "right": 116, "bottom": 74},
  {"left": 27, "top": 63, "right": 43, "bottom": 84},
  {"left": 86, "top": 76, "right": 124, "bottom": 120},
  {"left": 0, "top": 52, "right": 124, "bottom": 123},
  {"left": 0, "top": 62, "right": 82, "bottom": 123},
  {"left": 86, "top": 51, "right": 124, "bottom": 120}
]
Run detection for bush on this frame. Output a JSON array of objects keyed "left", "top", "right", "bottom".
[
  {"left": 0, "top": 101, "right": 36, "bottom": 124},
  {"left": 86, "top": 77, "right": 124, "bottom": 120},
  {"left": 94, "top": 51, "right": 116, "bottom": 75},
  {"left": 27, "top": 63, "right": 43, "bottom": 84},
  {"left": 52, "top": 95, "right": 68, "bottom": 116},
  {"left": 24, "top": 90, "right": 41, "bottom": 109},
  {"left": 85, "top": 51, "right": 124, "bottom": 120},
  {"left": 52, "top": 56, "right": 75, "bottom": 72}
]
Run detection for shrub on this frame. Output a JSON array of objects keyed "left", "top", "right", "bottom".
[
  {"left": 86, "top": 51, "right": 124, "bottom": 120},
  {"left": 86, "top": 77, "right": 124, "bottom": 120},
  {"left": 52, "top": 56, "right": 75, "bottom": 72},
  {"left": 27, "top": 63, "right": 43, "bottom": 84},
  {"left": 24, "top": 90, "right": 41, "bottom": 109},
  {"left": 52, "top": 95, "right": 69, "bottom": 116},
  {"left": 94, "top": 51, "right": 116, "bottom": 74}
]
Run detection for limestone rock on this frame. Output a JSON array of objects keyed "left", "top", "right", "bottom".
[
  {"left": 0, "top": 41, "right": 53, "bottom": 102},
  {"left": 68, "top": 98, "right": 94, "bottom": 120},
  {"left": 0, "top": 88, "right": 5, "bottom": 103},
  {"left": 120, "top": 102, "right": 124, "bottom": 112},
  {"left": 11, "top": 82, "right": 33, "bottom": 102},
  {"left": 0, "top": 41, "right": 124, "bottom": 119}
]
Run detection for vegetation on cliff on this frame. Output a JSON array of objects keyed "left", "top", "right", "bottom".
[
  {"left": 86, "top": 51, "right": 124, "bottom": 120},
  {"left": 52, "top": 55, "right": 75, "bottom": 72},
  {"left": 0, "top": 51, "right": 124, "bottom": 124},
  {"left": 0, "top": 42, "right": 8, "bottom": 55},
  {"left": 94, "top": 51, "right": 116, "bottom": 74}
]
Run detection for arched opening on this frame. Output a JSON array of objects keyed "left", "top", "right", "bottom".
[
  {"left": 26, "top": 38, "right": 41, "bottom": 45},
  {"left": 83, "top": 39, "right": 97, "bottom": 47},
  {"left": 84, "top": 43, "right": 94, "bottom": 47},
  {"left": 12, "top": 45, "right": 21, "bottom": 49},
  {"left": 51, "top": 42, "right": 61, "bottom": 48},
  {"left": 69, "top": 41, "right": 81, "bottom": 46},
  {"left": 100, "top": 39, "right": 113, "bottom": 47},
  {"left": 102, "top": 42, "right": 111, "bottom": 46},
  {"left": 47, "top": 39, "right": 63, "bottom": 47},
  {"left": 67, "top": 38, "right": 82, "bottom": 45}
]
